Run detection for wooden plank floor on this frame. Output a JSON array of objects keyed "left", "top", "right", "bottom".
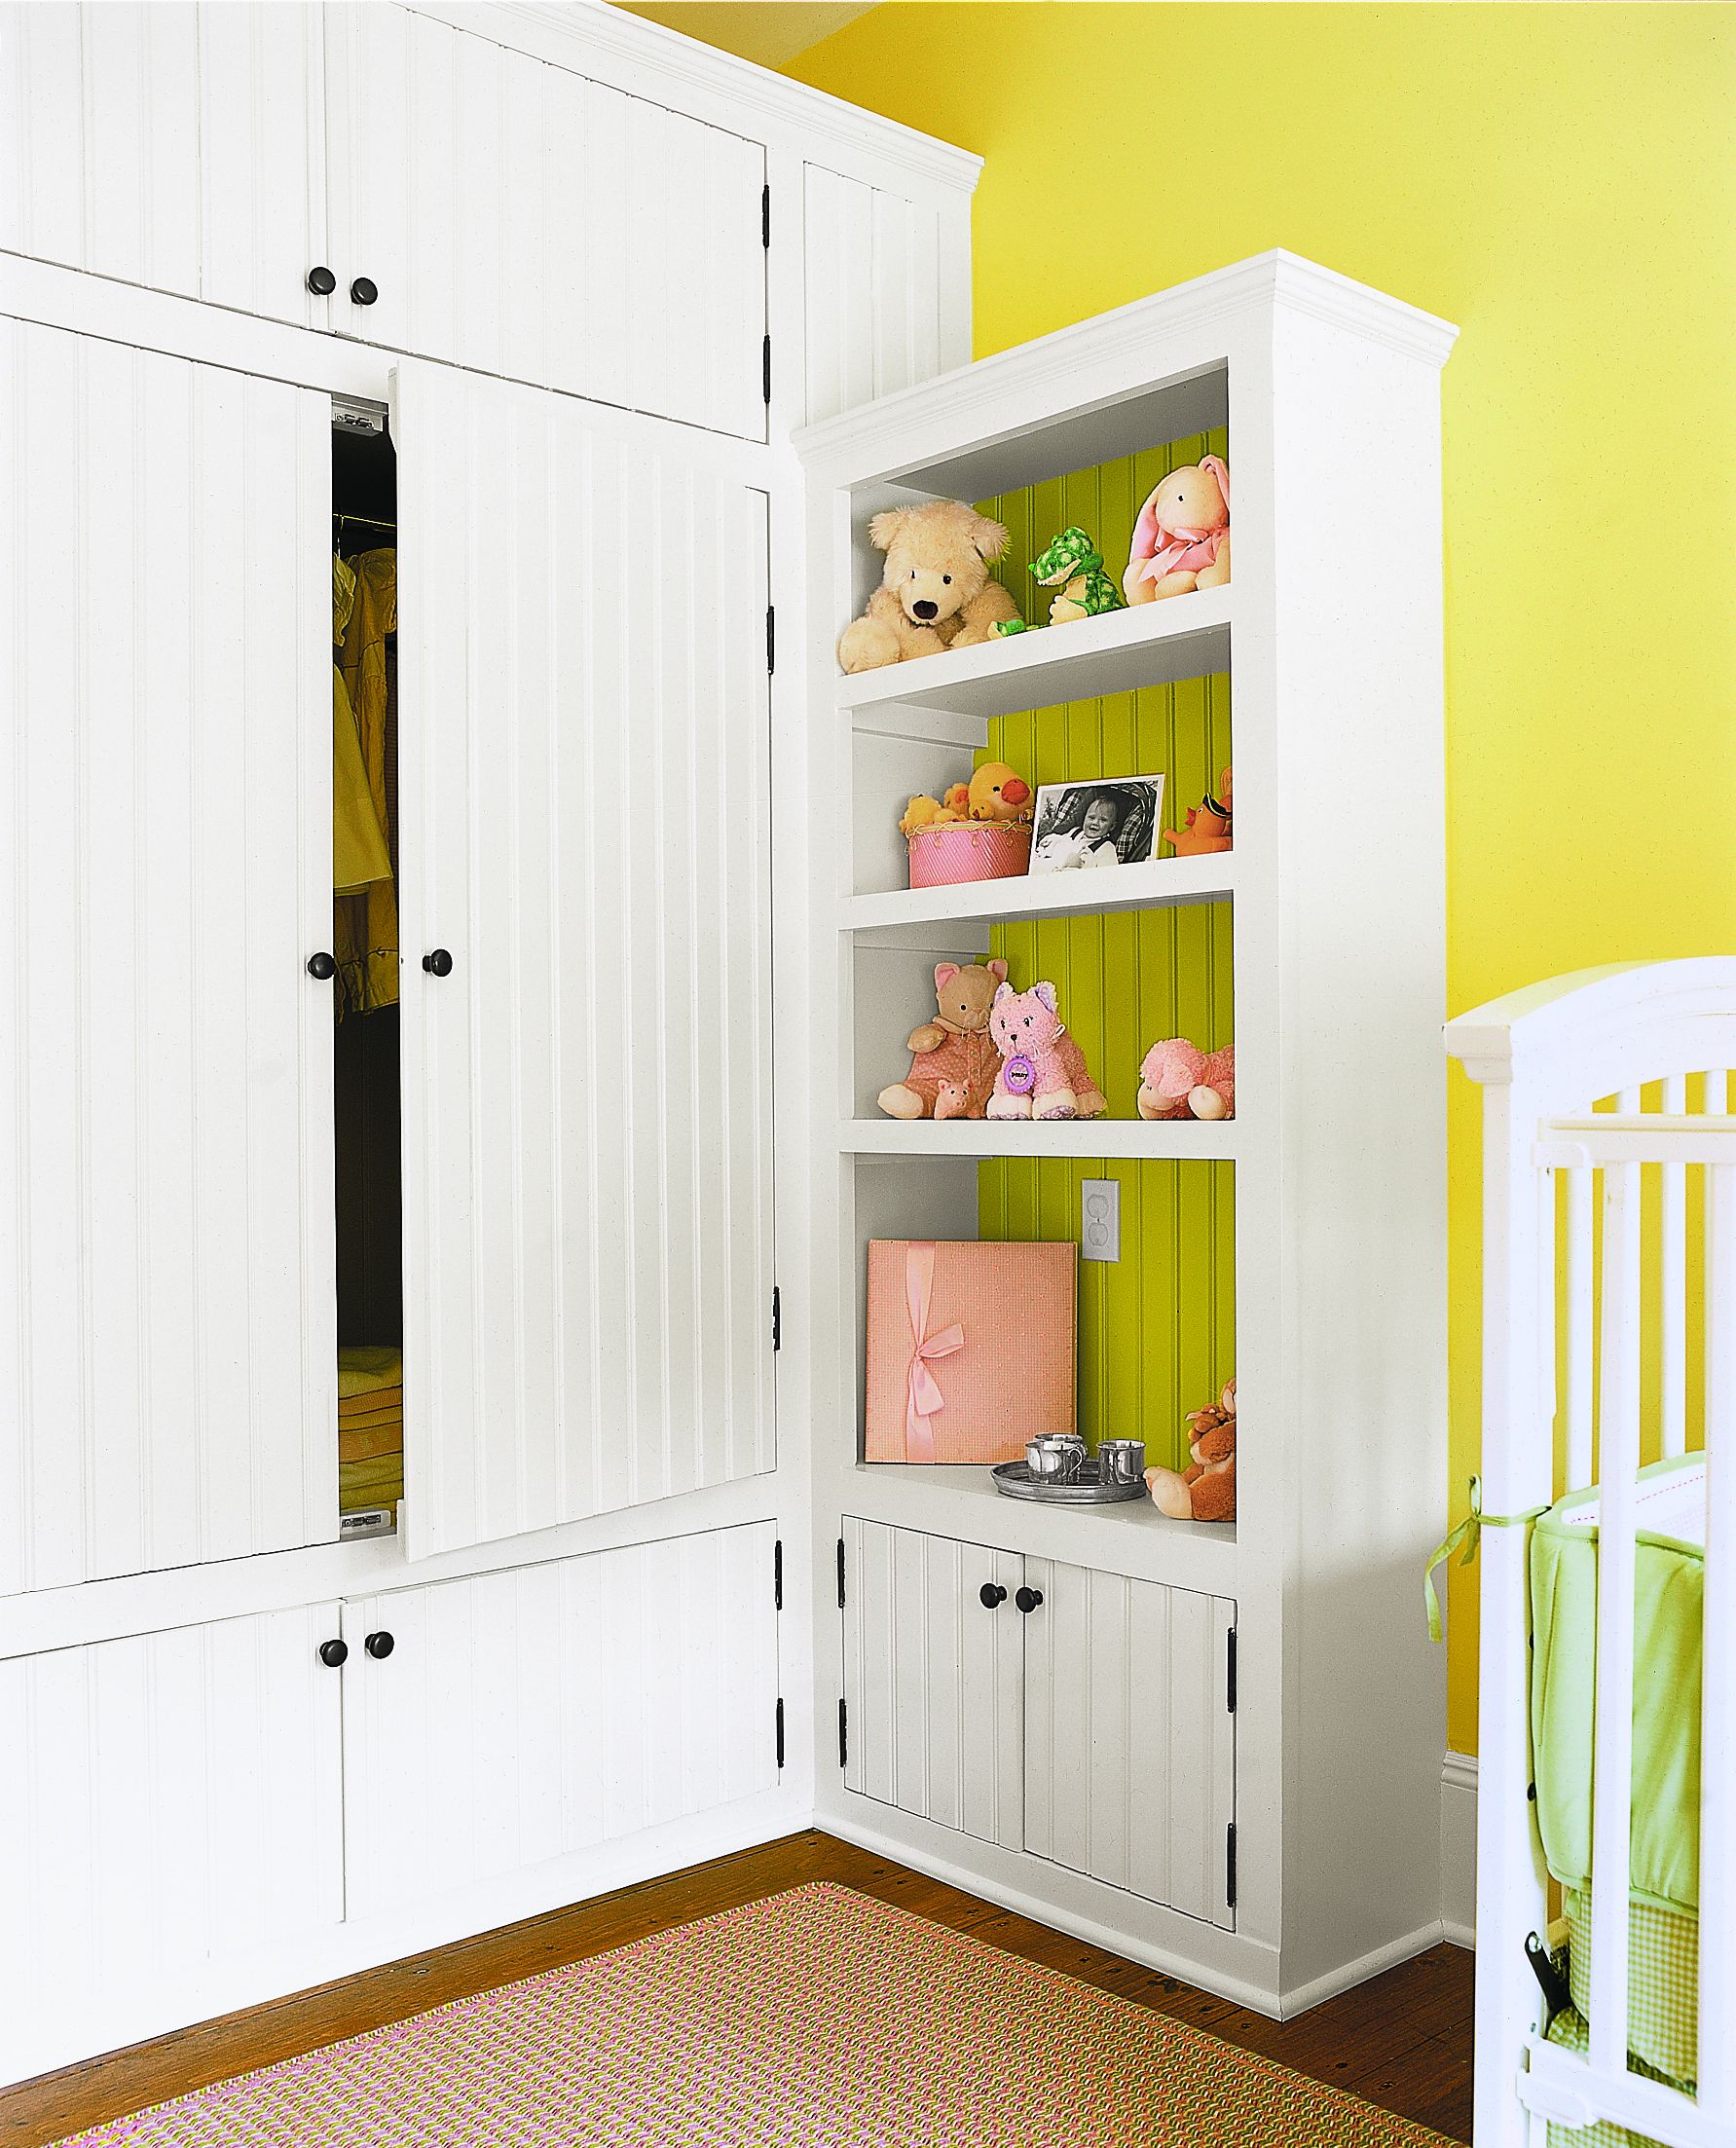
[{"left": 0, "top": 1829, "right": 1473, "bottom": 2146}]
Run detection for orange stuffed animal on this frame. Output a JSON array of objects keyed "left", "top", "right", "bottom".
[
  {"left": 1146, "top": 1380, "right": 1237, "bottom": 1522},
  {"left": 1163, "top": 767, "right": 1233, "bottom": 857}
]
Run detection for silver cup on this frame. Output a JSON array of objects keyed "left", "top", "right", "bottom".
[
  {"left": 1097, "top": 1438, "right": 1147, "bottom": 1487},
  {"left": 1026, "top": 1433, "right": 1087, "bottom": 1483}
]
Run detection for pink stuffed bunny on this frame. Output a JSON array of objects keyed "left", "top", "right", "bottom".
[
  {"left": 1124, "top": 456, "right": 1231, "bottom": 604},
  {"left": 1136, "top": 1038, "right": 1236, "bottom": 1122},
  {"left": 987, "top": 982, "right": 1108, "bottom": 1122}
]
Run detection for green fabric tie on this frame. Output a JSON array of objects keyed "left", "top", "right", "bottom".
[{"left": 1424, "top": 1474, "right": 1549, "bottom": 1643}]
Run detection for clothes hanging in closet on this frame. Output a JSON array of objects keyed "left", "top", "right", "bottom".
[
  {"left": 333, "top": 563, "right": 393, "bottom": 897},
  {"left": 332, "top": 549, "right": 399, "bottom": 1015}
]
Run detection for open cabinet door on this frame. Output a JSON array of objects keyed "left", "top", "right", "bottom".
[
  {"left": 394, "top": 362, "right": 775, "bottom": 1560},
  {"left": 0, "top": 319, "right": 336, "bottom": 1591}
]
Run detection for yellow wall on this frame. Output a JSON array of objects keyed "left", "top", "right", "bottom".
[{"left": 789, "top": 2, "right": 1736, "bottom": 1752}]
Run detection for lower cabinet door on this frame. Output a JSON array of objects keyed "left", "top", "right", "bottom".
[
  {"left": 1022, "top": 1559, "right": 1237, "bottom": 1927},
  {"left": 0, "top": 1602, "right": 346, "bottom": 2081},
  {"left": 341, "top": 1521, "right": 781, "bottom": 1919},
  {"left": 840, "top": 1517, "right": 1024, "bottom": 1849}
]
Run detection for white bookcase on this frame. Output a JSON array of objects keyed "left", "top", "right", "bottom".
[{"left": 794, "top": 252, "right": 1458, "bottom": 2015}]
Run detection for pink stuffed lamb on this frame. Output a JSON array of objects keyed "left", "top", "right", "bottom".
[
  {"left": 987, "top": 982, "right": 1108, "bottom": 1122},
  {"left": 1137, "top": 1038, "right": 1236, "bottom": 1122},
  {"left": 1124, "top": 456, "right": 1231, "bottom": 604}
]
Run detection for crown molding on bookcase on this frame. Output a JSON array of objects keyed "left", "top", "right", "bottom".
[
  {"left": 794, "top": 250, "right": 1459, "bottom": 482},
  {"left": 407, "top": 0, "right": 984, "bottom": 195}
]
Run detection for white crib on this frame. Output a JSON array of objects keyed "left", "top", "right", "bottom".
[{"left": 1447, "top": 959, "right": 1736, "bottom": 2148}]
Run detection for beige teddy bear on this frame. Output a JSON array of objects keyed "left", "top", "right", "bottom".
[{"left": 838, "top": 500, "right": 1022, "bottom": 673}]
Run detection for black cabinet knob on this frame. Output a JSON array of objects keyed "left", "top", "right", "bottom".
[
  {"left": 1015, "top": 1586, "right": 1044, "bottom": 1614},
  {"left": 307, "top": 951, "right": 337, "bottom": 980},
  {"left": 350, "top": 276, "right": 379, "bottom": 307},
  {"left": 422, "top": 948, "right": 454, "bottom": 977},
  {"left": 306, "top": 265, "right": 337, "bottom": 296},
  {"left": 318, "top": 1638, "right": 349, "bottom": 1668},
  {"left": 979, "top": 1582, "right": 1008, "bottom": 1609},
  {"left": 364, "top": 1630, "right": 394, "bottom": 1659}
]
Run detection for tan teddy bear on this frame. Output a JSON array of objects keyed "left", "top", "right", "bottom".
[
  {"left": 877, "top": 959, "right": 1008, "bottom": 1121},
  {"left": 838, "top": 500, "right": 1022, "bottom": 673}
]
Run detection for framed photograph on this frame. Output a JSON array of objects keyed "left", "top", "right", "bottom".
[{"left": 1028, "top": 776, "right": 1165, "bottom": 873}]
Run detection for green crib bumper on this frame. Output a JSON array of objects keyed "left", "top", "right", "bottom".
[{"left": 1531, "top": 1456, "right": 1706, "bottom": 1918}]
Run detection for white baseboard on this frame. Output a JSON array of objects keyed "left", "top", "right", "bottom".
[{"left": 1440, "top": 1748, "right": 1477, "bottom": 1947}]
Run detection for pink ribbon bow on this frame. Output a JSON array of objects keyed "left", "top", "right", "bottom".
[{"left": 904, "top": 1241, "right": 964, "bottom": 1463}]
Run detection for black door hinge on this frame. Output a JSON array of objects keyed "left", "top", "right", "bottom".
[
  {"left": 775, "top": 1697, "right": 786, "bottom": 1769},
  {"left": 773, "top": 1537, "right": 783, "bottom": 1611},
  {"left": 837, "top": 1696, "right": 848, "bottom": 1768},
  {"left": 1226, "top": 1823, "right": 1237, "bottom": 1910},
  {"left": 765, "top": 605, "right": 775, "bottom": 676},
  {"left": 835, "top": 1535, "right": 846, "bottom": 1608},
  {"left": 1227, "top": 1627, "right": 1237, "bottom": 1714},
  {"left": 771, "top": 1282, "right": 781, "bottom": 1349},
  {"left": 762, "top": 333, "right": 772, "bottom": 404},
  {"left": 761, "top": 183, "right": 770, "bottom": 248}
]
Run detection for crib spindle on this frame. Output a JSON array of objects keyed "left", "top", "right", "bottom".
[
  {"left": 1587, "top": 1158, "right": 1640, "bottom": 2080},
  {"left": 1660, "top": 1074, "right": 1687, "bottom": 1460},
  {"left": 1698, "top": 1159, "right": 1736, "bottom": 2118},
  {"left": 1567, "top": 1167, "right": 1595, "bottom": 1492}
]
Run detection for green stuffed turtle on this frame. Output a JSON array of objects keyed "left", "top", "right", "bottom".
[
  {"left": 990, "top": 526, "right": 1127, "bottom": 635},
  {"left": 1030, "top": 526, "right": 1126, "bottom": 623}
]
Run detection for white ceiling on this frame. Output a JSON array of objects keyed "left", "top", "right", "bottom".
[{"left": 614, "top": 1, "right": 881, "bottom": 70}]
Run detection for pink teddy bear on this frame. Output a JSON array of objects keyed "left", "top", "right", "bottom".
[
  {"left": 1136, "top": 1039, "right": 1236, "bottom": 1122},
  {"left": 987, "top": 982, "right": 1108, "bottom": 1122}
]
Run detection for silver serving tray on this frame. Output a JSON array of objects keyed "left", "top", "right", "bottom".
[{"left": 991, "top": 1460, "right": 1147, "bottom": 1505}]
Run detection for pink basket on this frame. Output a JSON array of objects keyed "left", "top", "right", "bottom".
[{"left": 906, "top": 821, "right": 1032, "bottom": 889}]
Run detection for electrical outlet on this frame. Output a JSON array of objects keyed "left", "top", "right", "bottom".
[{"left": 1081, "top": 1177, "right": 1120, "bottom": 1263}]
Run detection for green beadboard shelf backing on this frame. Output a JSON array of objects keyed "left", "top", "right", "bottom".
[{"left": 977, "top": 429, "right": 1235, "bottom": 1473}]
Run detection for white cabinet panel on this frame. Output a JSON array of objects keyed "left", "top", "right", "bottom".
[
  {"left": 396, "top": 363, "right": 775, "bottom": 1560},
  {"left": 0, "top": 1602, "right": 345, "bottom": 2083},
  {"left": 0, "top": 3, "right": 328, "bottom": 328},
  {"left": 341, "top": 1521, "right": 780, "bottom": 1919},
  {"left": 327, "top": 9, "right": 766, "bottom": 438},
  {"left": 801, "top": 165, "right": 946, "bottom": 426},
  {"left": 196, "top": 2, "right": 329, "bottom": 327},
  {"left": 0, "top": 2, "right": 201, "bottom": 298},
  {"left": 840, "top": 1517, "right": 1023, "bottom": 1849},
  {"left": 1023, "top": 1560, "right": 1237, "bottom": 1928},
  {"left": 0, "top": 321, "right": 336, "bottom": 1593}
]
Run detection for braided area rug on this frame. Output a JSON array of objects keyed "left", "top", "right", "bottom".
[{"left": 56, "top": 1883, "right": 1454, "bottom": 2146}]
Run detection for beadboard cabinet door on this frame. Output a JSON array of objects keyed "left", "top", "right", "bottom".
[
  {"left": 326, "top": 7, "right": 767, "bottom": 438},
  {"left": 1022, "top": 1559, "right": 1237, "bottom": 1928},
  {"left": 840, "top": 1517, "right": 1025, "bottom": 1849},
  {"left": 340, "top": 1522, "right": 781, "bottom": 1919},
  {"left": 0, "top": 319, "right": 337, "bottom": 1594},
  {"left": 800, "top": 165, "right": 963, "bottom": 427},
  {"left": 0, "top": 1602, "right": 345, "bottom": 2084},
  {"left": 395, "top": 362, "right": 776, "bottom": 1560},
  {"left": 0, "top": 2, "right": 330, "bottom": 329}
]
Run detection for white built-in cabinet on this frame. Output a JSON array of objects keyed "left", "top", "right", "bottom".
[
  {"left": 0, "top": 1521, "right": 780, "bottom": 2082},
  {"left": 396, "top": 361, "right": 776, "bottom": 1562},
  {"left": 841, "top": 1519, "right": 1236, "bottom": 1927},
  {"left": 0, "top": 0, "right": 988, "bottom": 2090},
  {"left": 343, "top": 1522, "right": 781, "bottom": 1919},
  {"left": 0, "top": 2, "right": 769, "bottom": 436},
  {"left": 0, "top": 1600, "right": 347, "bottom": 2082},
  {"left": 0, "top": 319, "right": 338, "bottom": 1595}
]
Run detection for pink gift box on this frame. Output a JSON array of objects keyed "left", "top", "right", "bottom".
[{"left": 865, "top": 1240, "right": 1077, "bottom": 1464}]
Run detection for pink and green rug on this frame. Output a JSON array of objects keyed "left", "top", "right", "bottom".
[{"left": 58, "top": 1883, "right": 1453, "bottom": 2145}]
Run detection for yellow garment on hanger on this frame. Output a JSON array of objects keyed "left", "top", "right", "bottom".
[
  {"left": 334, "top": 548, "right": 399, "bottom": 1012},
  {"left": 333, "top": 663, "right": 391, "bottom": 895}
]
